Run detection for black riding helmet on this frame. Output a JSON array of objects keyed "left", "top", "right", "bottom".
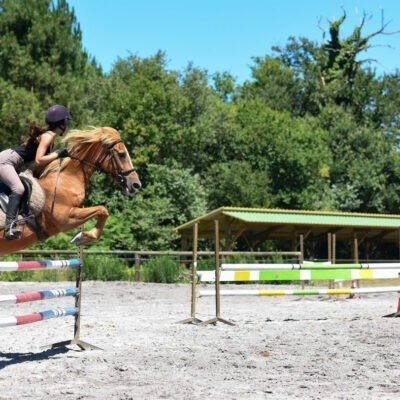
[{"left": 45, "top": 104, "right": 72, "bottom": 134}]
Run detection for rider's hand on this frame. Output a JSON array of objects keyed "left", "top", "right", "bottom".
[{"left": 56, "top": 148, "right": 70, "bottom": 158}]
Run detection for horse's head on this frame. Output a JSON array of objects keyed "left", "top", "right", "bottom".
[
  {"left": 99, "top": 128, "right": 142, "bottom": 195},
  {"left": 60, "top": 127, "right": 142, "bottom": 195}
]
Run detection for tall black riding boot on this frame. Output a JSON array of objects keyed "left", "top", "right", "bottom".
[{"left": 4, "top": 193, "right": 23, "bottom": 241}]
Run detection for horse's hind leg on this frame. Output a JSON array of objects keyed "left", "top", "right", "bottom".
[{"left": 67, "top": 205, "right": 110, "bottom": 245}]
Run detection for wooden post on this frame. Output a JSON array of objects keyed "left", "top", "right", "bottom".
[
  {"left": 134, "top": 253, "right": 141, "bottom": 282},
  {"left": 178, "top": 222, "right": 203, "bottom": 324},
  {"left": 299, "top": 234, "right": 304, "bottom": 263},
  {"left": 200, "top": 220, "right": 234, "bottom": 326},
  {"left": 49, "top": 239, "right": 101, "bottom": 350},
  {"left": 328, "top": 233, "right": 332, "bottom": 263},
  {"left": 300, "top": 234, "right": 304, "bottom": 289},
  {"left": 328, "top": 233, "right": 333, "bottom": 289},
  {"left": 332, "top": 234, "right": 336, "bottom": 264},
  {"left": 354, "top": 237, "right": 359, "bottom": 263},
  {"left": 398, "top": 228, "right": 400, "bottom": 261},
  {"left": 354, "top": 235, "right": 360, "bottom": 290}
]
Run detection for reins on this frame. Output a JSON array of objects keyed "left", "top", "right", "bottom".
[{"left": 50, "top": 158, "right": 63, "bottom": 215}]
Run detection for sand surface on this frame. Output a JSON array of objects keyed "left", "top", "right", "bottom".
[{"left": 0, "top": 281, "right": 400, "bottom": 399}]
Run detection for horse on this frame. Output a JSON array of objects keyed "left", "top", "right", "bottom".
[{"left": 0, "top": 127, "right": 141, "bottom": 255}]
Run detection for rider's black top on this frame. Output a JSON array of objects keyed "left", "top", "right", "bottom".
[
  {"left": 13, "top": 133, "right": 52, "bottom": 163},
  {"left": 13, "top": 142, "right": 40, "bottom": 162}
]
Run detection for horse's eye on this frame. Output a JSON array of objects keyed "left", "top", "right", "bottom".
[{"left": 118, "top": 152, "right": 127, "bottom": 159}]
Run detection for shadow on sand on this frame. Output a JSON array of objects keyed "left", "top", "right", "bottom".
[{"left": 0, "top": 346, "right": 76, "bottom": 369}]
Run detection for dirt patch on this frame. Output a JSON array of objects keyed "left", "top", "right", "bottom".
[{"left": 0, "top": 281, "right": 399, "bottom": 399}]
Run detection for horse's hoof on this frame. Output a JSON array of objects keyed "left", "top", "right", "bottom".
[{"left": 70, "top": 231, "right": 83, "bottom": 244}]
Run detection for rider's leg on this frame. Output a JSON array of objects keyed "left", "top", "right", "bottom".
[
  {"left": 0, "top": 157, "right": 25, "bottom": 241},
  {"left": 4, "top": 192, "right": 23, "bottom": 240}
]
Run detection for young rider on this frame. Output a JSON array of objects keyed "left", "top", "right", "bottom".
[{"left": 0, "top": 104, "right": 71, "bottom": 240}]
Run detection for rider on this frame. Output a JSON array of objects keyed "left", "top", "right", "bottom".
[{"left": 0, "top": 104, "right": 72, "bottom": 240}]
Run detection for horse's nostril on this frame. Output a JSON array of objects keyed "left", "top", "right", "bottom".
[{"left": 133, "top": 182, "right": 142, "bottom": 190}]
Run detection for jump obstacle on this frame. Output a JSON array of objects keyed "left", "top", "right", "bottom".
[
  {"left": 179, "top": 221, "right": 400, "bottom": 326},
  {"left": 0, "top": 246, "right": 100, "bottom": 350},
  {"left": 196, "top": 263, "right": 400, "bottom": 324}
]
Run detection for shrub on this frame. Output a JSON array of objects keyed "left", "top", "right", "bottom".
[
  {"left": 83, "top": 255, "right": 131, "bottom": 281},
  {"left": 142, "top": 256, "right": 182, "bottom": 283}
]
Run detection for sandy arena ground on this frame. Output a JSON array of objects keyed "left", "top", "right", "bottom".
[{"left": 0, "top": 281, "right": 400, "bottom": 399}]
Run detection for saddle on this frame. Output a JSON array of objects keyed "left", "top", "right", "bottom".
[{"left": 0, "top": 170, "right": 46, "bottom": 239}]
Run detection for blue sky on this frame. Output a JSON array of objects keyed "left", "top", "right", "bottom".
[{"left": 67, "top": 0, "right": 400, "bottom": 83}]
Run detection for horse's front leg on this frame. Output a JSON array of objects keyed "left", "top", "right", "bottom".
[{"left": 68, "top": 205, "right": 110, "bottom": 245}]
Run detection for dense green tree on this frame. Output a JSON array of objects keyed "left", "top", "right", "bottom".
[
  {"left": 229, "top": 98, "right": 332, "bottom": 209},
  {"left": 205, "top": 160, "right": 273, "bottom": 209},
  {"left": 85, "top": 164, "right": 207, "bottom": 250},
  {"left": 0, "top": 78, "right": 41, "bottom": 149},
  {"left": 0, "top": 0, "right": 102, "bottom": 137},
  {"left": 317, "top": 105, "right": 400, "bottom": 212},
  {"left": 374, "top": 72, "right": 400, "bottom": 133},
  {"left": 0, "top": 0, "right": 87, "bottom": 98},
  {"left": 212, "top": 71, "right": 237, "bottom": 102},
  {"left": 241, "top": 56, "right": 304, "bottom": 115},
  {"left": 103, "top": 53, "right": 185, "bottom": 170}
]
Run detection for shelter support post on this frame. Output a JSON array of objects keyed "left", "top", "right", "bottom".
[
  {"left": 353, "top": 233, "right": 361, "bottom": 290},
  {"left": 299, "top": 234, "right": 304, "bottom": 264},
  {"left": 299, "top": 234, "right": 305, "bottom": 289},
  {"left": 328, "top": 233, "right": 332, "bottom": 262},
  {"left": 332, "top": 234, "right": 336, "bottom": 264},
  {"left": 328, "top": 233, "right": 336, "bottom": 289}
]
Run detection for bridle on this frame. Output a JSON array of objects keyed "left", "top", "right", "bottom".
[
  {"left": 51, "top": 139, "right": 137, "bottom": 215},
  {"left": 69, "top": 139, "right": 136, "bottom": 185}
]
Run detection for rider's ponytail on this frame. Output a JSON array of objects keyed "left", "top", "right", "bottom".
[{"left": 23, "top": 121, "right": 48, "bottom": 145}]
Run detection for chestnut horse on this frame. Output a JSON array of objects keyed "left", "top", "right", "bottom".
[{"left": 0, "top": 127, "right": 141, "bottom": 255}]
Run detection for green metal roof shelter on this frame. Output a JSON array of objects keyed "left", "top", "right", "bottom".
[{"left": 175, "top": 207, "right": 400, "bottom": 261}]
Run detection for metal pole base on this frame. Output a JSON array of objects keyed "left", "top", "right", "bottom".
[
  {"left": 198, "top": 317, "right": 235, "bottom": 326},
  {"left": 383, "top": 312, "right": 400, "bottom": 318},
  {"left": 383, "top": 298, "right": 400, "bottom": 317},
  {"left": 47, "top": 339, "right": 102, "bottom": 351},
  {"left": 177, "top": 317, "right": 203, "bottom": 325}
]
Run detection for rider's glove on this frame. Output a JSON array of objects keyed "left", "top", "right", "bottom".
[{"left": 56, "top": 148, "right": 70, "bottom": 158}]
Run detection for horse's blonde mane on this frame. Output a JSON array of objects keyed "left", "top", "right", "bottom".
[
  {"left": 40, "top": 127, "right": 121, "bottom": 178},
  {"left": 62, "top": 126, "right": 120, "bottom": 147}
]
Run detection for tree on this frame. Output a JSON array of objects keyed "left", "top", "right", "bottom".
[
  {"left": 317, "top": 105, "right": 400, "bottom": 212},
  {"left": 212, "top": 71, "right": 237, "bottom": 102},
  {"left": 205, "top": 160, "right": 273, "bottom": 209},
  {"left": 86, "top": 164, "right": 208, "bottom": 250},
  {"left": 103, "top": 53, "right": 184, "bottom": 171},
  {"left": 270, "top": 10, "right": 399, "bottom": 117},
  {"left": 0, "top": 78, "right": 41, "bottom": 149},
  {"left": 241, "top": 55, "right": 305, "bottom": 115},
  {"left": 0, "top": 0, "right": 87, "bottom": 97},
  {"left": 0, "top": 0, "right": 102, "bottom": 133}
]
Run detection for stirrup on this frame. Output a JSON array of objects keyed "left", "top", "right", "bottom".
[{"left": 4, "top": 226, "right": 22, "bottom": 241}]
